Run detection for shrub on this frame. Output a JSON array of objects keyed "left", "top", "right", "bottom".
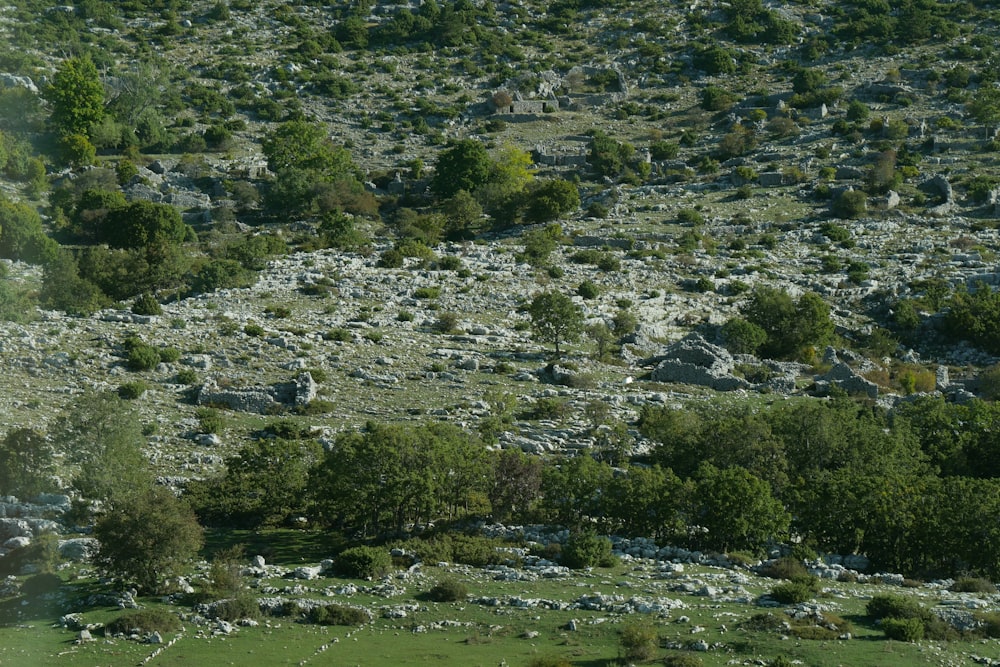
[
  {"left": 126, "top": 344, "right": 161, "bottom": 371},
  {"left": 196, "top": 407, "right": 223, "bottom": 434},
  {"left": 212, "top": 596, "right": 261, "bottom": 621},
  {"left": 20, "top": 572, "right": 62, "bottom": 596},
  {"left": 950, "top": 577, "right": 997, "bottom": 594},
  {"left": 117, "top": 381, "right": 148, "bottom": 400},
  {"left": 432, "top": 312, "right": 459, "bottom": 333},
  {"left": 759, "top": 556, "right": 810, "bottom": 581},
  {"left": 132, "top": 293, "right": 162, "bottom": 316},
  {"left": 677, "top": 208, "right": 705, "bottom": 225},
  {"left": 309, "top": 604, "right": 370, "bottom": 626},
  {"left": 176, "top": 369, "right": 198, "bottom": 384},
  {"left": 414, "top": 286, "right": 441, "bottom": 299},
  {"left": 577, "top": 280, "right": 600, "bottom": 299},
  {"left": 244, "top": 323, "right": 264, "bottom": 337},
  {"left": 426, "top": 579, "right": 468, "bottom": 602},
  {"left": 866, "top": 594, "right": 927, "bottom": 621},
  {"left": 831, "top": 189, "right": 867, "bottom": 218},
  {"left": 881, "top": 616, "right": 924, "bottom": 642},
  {"left": 769, "top": 581, "right": 815, "bottom": 604},
  {"left": 561, "top": 531, "right": 615, "bottom": 569},
  {"left": 106, "top": 608, "right": 182, "bottom": 635},
  {"left": 159, "top": 347, "right": 181, "bottom": 363},
  {"left": 620, "top": 622, "right": 658, "bottom": 662},
  {"left": 335, "top": 546, "right": 392, "bottom": 579}
]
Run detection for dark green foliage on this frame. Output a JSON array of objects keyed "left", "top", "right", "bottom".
[
  {"left": 426, "top": 578, "right": 468, "bottom": 602},
  {"left": 768, "top": 581, "right": 816, "bottom": 604},
  {"left": 44, "top": 56, "right": 105, "bottom": 140},
  {"left": 94, "top": 486, "right": 204, "bottom": 594},
  {"left": 866, "top": 594, "right": 928, "bottom": 622},
  {"left": 561, "top": 530, "right": 614, "bottom": 569},
  {"left": 335, "top": 546, "right": 393, "bottom": 579},
  {"left": 740, "top": 286, "right": 834, "bottom": 359},
  {"left": 311, "top": 422, "right": 489, "bottom": 537},
  {"left": 693, "top": 463, "right": 790, "bottom": 552},
  {"left": 881, "top": 616, "right": 924, "bottom": 642},
  {"left": 0, "top": 196, "right": 58, "bottom": 264},
  {"left": 117, "top": 381, "right": 148, "bottom": 400},
  {"left": 523, "top": 179, "right": 579, "bottom": 223},
  {"left": 0, "top": 428, "right": 55, "bottom": 499},
  {"left": 528, "top": 290, "right": 585, "bottom": 357},
  {"left": 759, "top": 557, "right": 810, "bottom": 581},
  {"left": 192, "top": 259, "right": 253, "bottom": 294},
  {"left": 211, "top": 596, "right": 261, "bottom": 622},
  {"left": 431, "top": 139, "right": 492, "bottom": 198},
  {"left": 131, "top": 293, "right": 162, "bottom": 316},
  {"left": 663, "top": 655, "right": 703, "bottom": 667},
  {"left": 309, "top": 604, "right": 370, "bottom": 626},
  {"left": 185, "top": 438, "right": 321, "bottom": 528},
  {"left": 587, "top": 130, "right": 634, "bottom": 179},
  {"left": 941, "top": 283, "right": 1000, "bottom": 354},
  {"left": 99, "top": 200, "right": 188, "bottom": 250},
  {"left": 831, "top": 189, "right": 867, "bottom": 218},
  {"left": 694, "top": 47, "right": 737, "bottom": 75},
  {"left": 106, "top": 608, "right": 182, "bottom": 636},
  {"left": 576, "top": 280, "right": 599, "bottom": 300},
  {"left": 720, "top": 317, "right": 768, "bottom": 355},
  {"left": 125, "top": 338, "right": 161, "bottom": 371}
]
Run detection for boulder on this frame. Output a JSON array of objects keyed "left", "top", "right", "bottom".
[{"left": 650, "top": 334, "right": 750, "bottom": 391}]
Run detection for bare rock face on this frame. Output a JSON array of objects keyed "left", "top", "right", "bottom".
[{"left": 650, "top": 334, "right": 751, "bottom": 391}]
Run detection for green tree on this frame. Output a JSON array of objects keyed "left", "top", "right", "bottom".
[
  {"left": 587, "top": 131, "right": 634, "bottom": 179},
  {"left": 540, "top": 455, "right": 614, "bottom": 528},
  {"left": 0, "top": 195, "right": 58, "bottom": 263},
  {"left": 968, "top": 86, "right": 1000, "bottom": 127},
  {"left": 44, "top": 55, "right": 104, "bottom": 140},
  {"left": 488, "top": 448, "right": 542, "bottom": 523},
  {"left": 310, "top": 422, "right": 488, "bottom": 537},
  {"left": 741, "top": 286, "right": 834, "bottom": 359},
  {"left": 185, "top": 438, "right": 322, "bottom": 528},
  {"left": 0, "top": 428, "right": 56, "bottom": 499},
  {"left": 432, "top": 139, "right": 492, "bottom": 198},
  {"left": 261, "top": 120, "right": 355, "bottom": 178},
  {"left": 523, "top": 179, "right": 580, "bottom": 223},
  {"left": 99, "top": 200, "right": 188, "bottom": 250},
  {"left": 528, "top": 290, "right": 584, "bottom": 358},
  {"left": 93, "top": 486, "right": 204, "bottom": 593},
  {"left": 720, "top": 317, "right": 767, "bottom": 355},
  {"left": 693, "top": 463, "right": 790, "bottom": 552},
  {"left": 51, "top": 391, "right": 152, "bottom": 502}
]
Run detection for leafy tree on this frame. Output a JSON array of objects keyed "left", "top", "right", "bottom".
[
  {"left": 720, "top": 317, "right": 768, "bottom": 355},
  {"left": 523, "top": 179, "right": 580, "bottom": 223},
  {"left": 261, "top": 120, "right": 354, "bottom": 177},
  {"left": 519, "top": 223, "right": 562, "bottom": 266},
  {"left": 831, "top": 189, "right": 867, "bottom": 218},
  {"left": 561, "top": 530, "right": 613, "bottom": 568},
  {"left": 51, "top": 391, "right": 152, "bottom": 502},
  {"left": 488, "top": 448, "right": 542, "bottom": 523},
  {"left": 968, "top": 85, "right": 1000, "bottom": 127},
  {"left": 528, "top": 291, "right": 584, "bottom": 358},
  {"left": 431, "top": 139, "right": 492, "bottom": 198},
  {"left": 310, "top": 422, "right": 488, "bottom": 537},
  {"left": 0, "top": 195, "right": 58, "bottom": 263},
  {"left": 540, "top": 455, "right": 614, "bottom": 528},
  {"left": 0, "top": 428, "right": 56, "bottom": 499},
  {"left": 441, "top": 189, "right": 483, "bottom": 240},
  {"left": 334, "top": 545, "right": 393, "bottom": 579},
  {"left": 99, "top": 200, "right": 188, "bottom": 250},
  {"left": 93, "top": 486, "right": 204, "bottom": 593},
  {"left": 740, "top": 286, "right": 834, "bottom": 359},
  {"left": 44, "top": 55, "right": 104, "bottom": 140},
  {"left": 692, "top": 463, "right": 789, "bottom": 552},
  {"left": 587, "top": 131, "right": 634, "bottom": 179},
  {"left": 39, "top": 249, "right": 107, "bottom": 314},
  {"left": 186, "top": 438, "right": 322, "bottom": 528},
  {"left": 604, "top": 465, "right": 689, "bottom": 542}
]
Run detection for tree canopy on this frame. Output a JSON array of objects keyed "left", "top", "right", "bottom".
[{"left": 528, "top": 290, "right": 585, "bottom": 358}]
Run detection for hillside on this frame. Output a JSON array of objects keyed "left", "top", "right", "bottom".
[{"left": 5, "top": 0, "right": 1000, "bottom": 665}]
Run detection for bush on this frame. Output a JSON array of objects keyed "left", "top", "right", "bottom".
[
  {"left": 620, "top": 622, "right": 658, "bottom": 662},
  {"left": 132, "top": 293, "right": 162, "bottom": 316},
  {"left": 426, "top": 579, "right": 468, "bottom": 602},
  {"left": 20, "top": 572, "right": 62, "bottom": 596},
  {"left": 950, "top": 577, "right": 997, "bottom": 594},
  {"left": 577, "top": 280, "right": 600, "bottom": 300},
  {"left": 525, "top": 658, "right": 572, "bottom": 667},
  {"left": 126, "top": 344, "right": 161, "bottom": 371},
  {"left": 561, "top": 531, "right": 615, "bottom": 569},
  {"left": 831, "top": 189, "right": 867, "bottom": 218},
  {"left": 881, "top": 616, "right": 924, "bottom": 642},
  {"left": 106, "top": 608, "right": 182, "bottom": 635},
  {"left": 769, "top": 581, "right": 815, "bottom": 604},
  {"left": 866, "top": 594, "right": 927, "bottom": 621},
  {"left": 196, "top": 407, "right": 223, "bottom": 434},
  {"left": 212, "top": 596, "right": 261, "bottom": 621},
  {"left": 309, "top": 604, "right": 370, "bottom": 626},
  {"left": 335, "top": 546, "right": 392, "bottom": 579},
  {"left": 759, "top": 557, "right": 810, "bottom": 581},
  {"left": 159, "top": 347, "right": 181, "bottom": 363},
  {"left": 117, "top": 381, "right": 148, "bottom": 400}
]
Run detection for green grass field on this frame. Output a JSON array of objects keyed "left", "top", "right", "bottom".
[{"left": 5, "top": 529, "right": 1000, "bottom": 667}]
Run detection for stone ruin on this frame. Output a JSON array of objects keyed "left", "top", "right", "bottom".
[{"left": 197, "top": 372, "right": 318, "bottom": 413}]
